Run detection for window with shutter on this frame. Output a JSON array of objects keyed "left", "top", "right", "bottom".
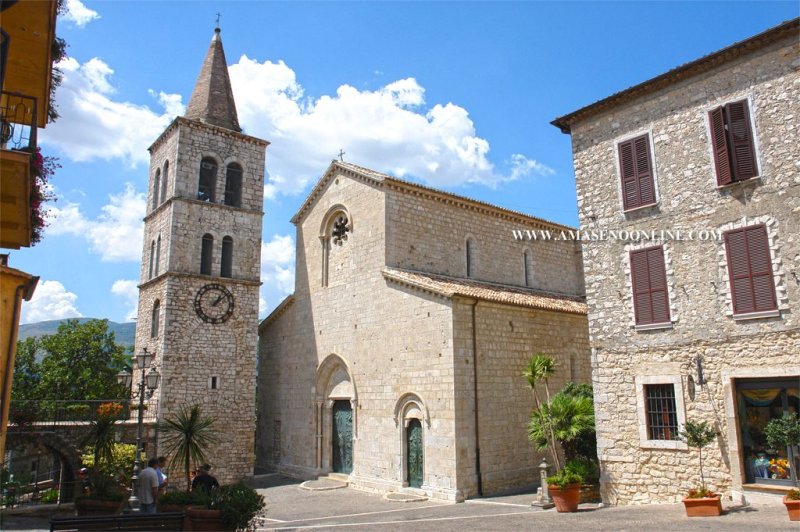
[
  {"left": 724, "top": 225, "right": 777, "bottom": 315},
  {"left": 709, "top": 99, "right": 758, "bottom": 185},
  {"left": 618, "top": 134, "right": 656, "bottom": 210},
  {"left": 630, "top": 246, "right": 670, "bottom": 325}
]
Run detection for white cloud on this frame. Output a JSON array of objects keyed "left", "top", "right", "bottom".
[
  {"left": 61, "top": 0, "right": 100, "bottom": 28},
  {"left": 111, "top": 280, "right": 138, "bottom": 321},
  {"left": 46, "top": 183, "right": 145, "bottom": 262},
  {"left": 260, "top": 234, "right": 295, "bottom": 314},
  {"left": 21, "top": 280, "right": 82, "bottom": 324},
  {"left": 229, "top": 56, "right": 554, "bottom": 198},
  {"left": 41, "top": 57, "right": 183, "bottom": 167}
]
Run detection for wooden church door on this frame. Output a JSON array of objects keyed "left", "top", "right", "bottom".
[{"left": 406, "top": 418, "right": 423, "bottom": 488}]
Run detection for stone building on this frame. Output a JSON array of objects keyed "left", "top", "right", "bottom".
[
  {"left": 133, "top": 27, "right": 268, "bottom": 484},
  {"left": 256, "top": 160, "right": 590, "bottom": 501},
  {"left": 552, "top": 19, "right": 799, "bottom": 505}
]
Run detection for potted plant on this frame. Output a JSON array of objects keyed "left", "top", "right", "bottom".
[
  {"left": 546, "top": 462, "right": 584, "bottom": 513},
  {"left": 525, "top": 354, "right": 595, "bottom": 513},
  {"left": 764, "top": 413, "right": 800, "bottom": 521},
  {"left": 679, "top": 420, "right": 721, "bottom": 517},
  {"left": 783, "top": 489, "right": 800, "bottom": 522}
]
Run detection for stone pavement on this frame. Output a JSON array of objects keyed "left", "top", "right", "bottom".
[
  {"left": 2, "top": 475, "right": 795, "bottom": 531},
  {"left": 250, "top": 475, "right": 795, "bottom": 531}
]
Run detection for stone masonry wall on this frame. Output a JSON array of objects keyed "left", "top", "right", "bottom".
[
  {"left": 451, "top": 300, "right": 591, "bottom": 498},
  {"left": 257, "top": 167, "right": 591, "bottom": 501},
  {"left": 567, "top": 35, "right": 799, "bottom": 504},
  {"left": 386, "top": 186, "right": 585, "bottom": 296},
  {"left": 135, "top": 118, "right": 266, "bottom": 486}
]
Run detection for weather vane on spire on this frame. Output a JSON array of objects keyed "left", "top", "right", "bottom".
[
  {"left": 215, "top": 13, "right": 221, "bottom": 30},
  {"left": 338, "top": 149, "right": 345, "bottom": 162}
]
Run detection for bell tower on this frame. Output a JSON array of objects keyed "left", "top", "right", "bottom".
[{"left": 134, "top": 26, "right": 268, "bottom": 483}]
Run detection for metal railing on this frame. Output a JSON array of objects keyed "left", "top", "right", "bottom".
[
  {"left": 0, "top": 90, "right": 38, "bottom": 150},
  {"left": 7, "top": 400, "right": 157, "bottom": 433}
]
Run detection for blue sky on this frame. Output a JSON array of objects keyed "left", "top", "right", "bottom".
[{"left": 12, "top": 0, "right": 798, "bottom": 324}]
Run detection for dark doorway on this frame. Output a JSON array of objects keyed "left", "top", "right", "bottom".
[
  {"left": 332, "top": 400, "right": 353, "bottom": 474},
  {"left": 406, "top": 419, "right": 423, "bottom": 488}
]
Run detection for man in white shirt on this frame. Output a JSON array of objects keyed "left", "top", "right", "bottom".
[{"left": 138, "top": 457, "right": 160, "bottom": 513}]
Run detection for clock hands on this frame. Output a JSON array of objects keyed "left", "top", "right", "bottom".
[{"left": 211, "top": 294, "right": 225, "bottom": 307}]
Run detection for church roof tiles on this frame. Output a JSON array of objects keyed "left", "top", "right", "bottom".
[{"left": 382, "top": 267, "right": 587, "bottom": 315}]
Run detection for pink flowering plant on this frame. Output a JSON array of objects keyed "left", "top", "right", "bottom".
[{"left": 29, "top": 146, "right": 58, "bottom": 245}]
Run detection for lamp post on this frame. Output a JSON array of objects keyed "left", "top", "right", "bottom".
[{"left": 117, "top": 348, "right": 160, "bottom": 513}]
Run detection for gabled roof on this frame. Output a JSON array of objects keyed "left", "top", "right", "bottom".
[
  {"left": 184, "top": 28, "right": 241, "bottom": 132},
  {"left": 552, "top": 17, "right": 800, "bottom": 133},
  {"left": 290, "top": 160, "right": 575, "bottom": 231},
  {"left": 382, "top": 267, "right": 587, "bottom": 315},
  {"left": 258, "top": 294, "right": 295, "bottom": 331}
]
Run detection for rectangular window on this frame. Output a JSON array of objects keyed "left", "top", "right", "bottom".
[
  {"left": 618, "top": 134, "right": 656, "bottom": 210},
  {"left": 209, "top": 376, "right": 218, "bottom": 390},
  {"left": 725, "top": 225, "right": 777, "bottom": 315},
  {"left": 630, "top": 246, "right": 670, "bottom": 326},
  {"left": 709, "top": 99, "right": 758, "bottom": 186},
  {"left": 645, "top": 384, "right": 679, "bottom": 441}
]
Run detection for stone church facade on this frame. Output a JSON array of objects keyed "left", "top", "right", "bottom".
[
  {"left": 552, "top": 19, "right": 799, "bottom": 505},
  {"left": 134, "top": 28, "right": 267, "bottom": 484},
  {"left": 256, "top": 161, "right": 590, "bottom": 501}
]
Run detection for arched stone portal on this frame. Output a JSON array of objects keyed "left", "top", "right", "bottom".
[
  {"left": 394, "top": 393, "right": 428, "bottom": 489},
  {"left": 314, "top": 354, "right": 357, "bottom": 474},
  {"left": 6, "top": 432, "right": 83, "bottom": 503}
]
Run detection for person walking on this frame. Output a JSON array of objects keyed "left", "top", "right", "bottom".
[{"left": 138, "top": 457, "right": 160, "bottom": 513}]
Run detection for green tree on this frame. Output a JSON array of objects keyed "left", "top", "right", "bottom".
[
  {"left": 523, "top": 354, "right": 560, "bottom": 469},
  {"left": 680, "top": 420, "right": 717, "bottom": 494},
  {"left": 158, "top": 405, "right": 219, "bottom": 491},
  {"left": 10, "top": 337, "right": 41, "bottom": 401},
  {"left": 34, "top": 319, "right": 128, "bottom": 401}
]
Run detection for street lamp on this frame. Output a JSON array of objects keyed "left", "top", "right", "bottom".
[{"left": 116, "top": 347, "right": 160, "bottom": 513}]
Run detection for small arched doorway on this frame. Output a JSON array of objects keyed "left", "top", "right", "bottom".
[{"left": 394, "top": 393, "right": 428, "bottom": 489}]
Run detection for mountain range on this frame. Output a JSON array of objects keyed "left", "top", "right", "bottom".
[{"left": 18, "top": 318, "right": 136, "bottom": 348}]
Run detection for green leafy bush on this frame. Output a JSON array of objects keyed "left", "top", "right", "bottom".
[
  {"left": 786, "top": 489, "right": 800, "bottom": 501},
  {"left": 764, "top": 413, "right": 800, "bottom": 450},
  {"left": 215, "top": 482, "right": 266, "bottom": 530},
  {"left": 159, "top": 489, "right": 207, "bottom": 506},
  {"left": 40, "top": 488, "right": 59, "bottom": 503},
  {"left": 680, "top": 420, "right": 717, "bottom": 495}
]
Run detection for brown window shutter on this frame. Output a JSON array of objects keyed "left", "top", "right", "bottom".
[
  {"left": 725, "top": 100, "right": 758, "bottom": 181},
  {"left": 619, "top": 139, "right": 640, "bottom": 210},
  {"left": 725, "top": 225, "right": 777, "bottom": 314},
  {"left": 631, "top": 246, "right": 670, "bottom": 325},
  {"left": 634, "top": 136, "right": 655, "bottom": 206},
  {"left": 709, "top": 107, "right": 732, "bottom": 186}
]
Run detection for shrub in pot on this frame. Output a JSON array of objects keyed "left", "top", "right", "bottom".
[
  {"left": 547, "top": 465, "right": 583, "bottom": 513},
  {"left": 679, "top": 420, "right": 721, "bottom": 517},
  {"left": 783, "top": 489, "right": 800, "bottom": 522},
  {"left": 764, "top": 412, "right": 800, "bottom": 521}
]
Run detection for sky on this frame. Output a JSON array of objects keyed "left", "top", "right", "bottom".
[{"left": 12, "top": 0, "right": 799, "bottom": 325}]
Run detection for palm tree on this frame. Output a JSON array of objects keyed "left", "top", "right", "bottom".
[
  {"left": 157, "top": 405, "right": 219, "bottom": 491},
  {"left": 528, "top": 394, "right": 595, "bottom": 470},
  {"left": 82, "top": 410, "right": 119, "bottom": 468},
  {"left": 523, "top": 354, "right": 559, "bottom": 468}
]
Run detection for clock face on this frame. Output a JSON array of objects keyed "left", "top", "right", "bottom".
[{"left": 194, "top": 283, "right": 234, "bottom": 324}]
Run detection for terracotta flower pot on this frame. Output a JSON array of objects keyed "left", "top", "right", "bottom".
[
  {"left": 75, "top": 497, "right": 125, "bottom": 516},
  {"left": 159, "top": 503, "right": 192, "bottom": 531},
  {"left": 186, "top": 507, "right": 228, "bottom": 531},
  {"left": 682, "top": 494, "right": 722, "bottom": 517},
  {"left": 549, "top": 483, "right": 581, "bottom": 513},
  {"left": 785, "top": 496, "right": 800, "bottom": 522}
]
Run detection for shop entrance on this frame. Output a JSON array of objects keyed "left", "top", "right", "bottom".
[{"left": 736, "top": 378, "right": 799, "bottom": 486}]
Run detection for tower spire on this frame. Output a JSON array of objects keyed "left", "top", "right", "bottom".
[{"left": 184, "top": 25, "right": 241, "bottom": 132}]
